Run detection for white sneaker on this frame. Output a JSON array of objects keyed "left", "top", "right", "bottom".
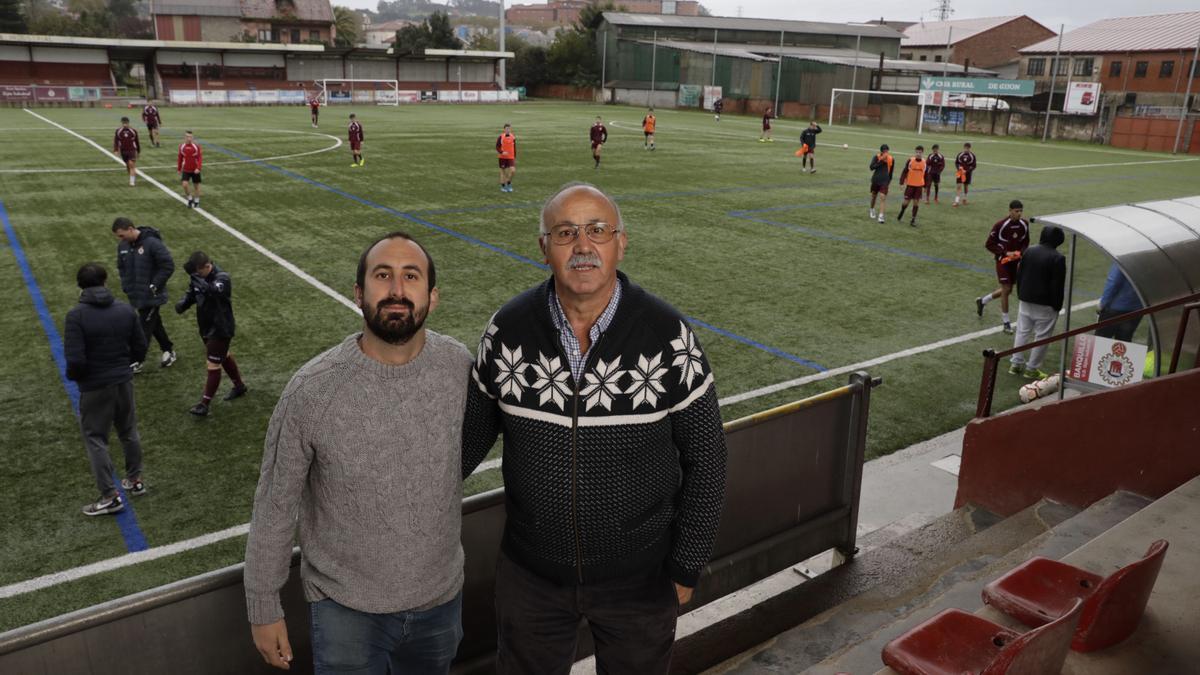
[
  {"left": 877, "top": 214, "right": 886, "bottom": 224},
  {"left": 128, "top": 177, "right": 135, "bottom": 187},
  {"left": 160, "top": 351, "right": 177, "bottom": 368},
  {"left": 130, "top": 361, "right": 143, "bottom": 374},
  {"left": 869, "top": 209, "right": 876, "bottom": 219}
]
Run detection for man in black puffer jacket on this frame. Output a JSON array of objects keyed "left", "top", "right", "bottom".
[
  {"left": 176, "top": 251, "right": 246, "bottom": 417},
  {"left": 112, "top": 217, "right": 176, "bottom": 372},
  {"left": 1009, "top": 224, "right": 1066, "bottom": 380},
  {"left": 64, "top": 263, "right": 149, "bottom": 517}
]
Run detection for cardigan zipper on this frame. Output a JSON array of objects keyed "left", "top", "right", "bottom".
[{"left": 563, "top": 332, "right": 606, "bottom": 585}]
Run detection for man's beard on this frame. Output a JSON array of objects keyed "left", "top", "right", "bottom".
[{"left": 364, "top": 297, "right": 427, "bottom": 345}]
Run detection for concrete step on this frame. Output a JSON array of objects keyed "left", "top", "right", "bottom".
[{"left": 706, "top": 490, "right": 1151, "bottom": 674}]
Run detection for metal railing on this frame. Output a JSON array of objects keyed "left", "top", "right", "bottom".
[
  {"left": 976, "top": 292, "right": 1200, "bottom": 417},
  {"left": 0, "top": 373, "right": 881, "bottom": 675}
]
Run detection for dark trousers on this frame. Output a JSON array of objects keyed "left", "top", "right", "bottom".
[
  {"left": 309, "top": 593, "right": 463, "bottom": 675},
  {"left": 79, "top": 379, "right": 143, "bottom": 497},
  {"left": 137, "top": 305, "right": 172, "bottom": 353},
  {"left": 1096, "top": 309, "right": 1142, "bottom": 342},
  {"left": 495, "top": 553, "right": 678, "bottom": 675}
]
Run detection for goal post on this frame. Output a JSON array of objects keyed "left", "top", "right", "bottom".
[
  {"left": 318, "top": 79, "right": 401, "bottom": 106},
  {"left": 828, "top": 88, "right": 924, "bottom": 133}
]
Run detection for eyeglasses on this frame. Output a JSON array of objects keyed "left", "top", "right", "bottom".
[{"left": 543, "top": 222, "right": 623, "bottom": 246}]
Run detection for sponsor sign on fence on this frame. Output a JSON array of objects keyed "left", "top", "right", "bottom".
[
  {"left": 277, "top": 90, "right": 304, "bottom": 103},
  {"left": 398, "top": 90, "right": 420, "bottom": 103},
  {"left": 919, "top": 76, "right": 1035, "bottom": 97},
  {"left": 677, "top": 84, "right": 702, "bottom": 107},
  {"left": 228, "top": 90, "right": 254, "bottom": 104},
  {"left": 163, "top": 88, "right": 515, "bottom": 105},
  {"left": 462, "top": 90, "right": 480, "bottom": 102},
  {"left": 703, "top": 85, "right": 722, "bottom": 111},
  {"left": 35, "top": 87, "right": 67, "bottom": 102},
  {"left": 200, "top": 90, "right": 228, "bottom": 104},
  {"left": 169, "top": 90, "right": 197, "bottom": 104},
  {"left": 1064, "top": 82, "right": 1101, "bottom": 115},
  {"left": 439, "top": 90, "right": 461, "bottom": 102},
  {"left": 353, "top": 89, "right": 374, "bottom": 103},
  {"left": 1069, "top": 335, "right": 1147, "bottom": 388},
  {"left": 0, "top": 85, "right": 33, "bottom": 101},
  {"left": 68, "top": 87, "right": 101, "bottom": 101}
]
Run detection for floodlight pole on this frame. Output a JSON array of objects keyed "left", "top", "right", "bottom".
[
  {"left": 1042, "top": 25, "right": 1064, "bottom": 143},
  {"left": 650, "top": 30, "right": 657, "bottom": 103},
  {"left": 937, "top": 26, "right": 952, "bottom": 121},
  {"left": 711, "top": 29, "right": 717, "bottom": 87},
  {"left": 601, "top": 30, "right": 607, "bottom": 100},
  {"left": 848, "top": 32, "right": 860, "bottom": 124},
  {"left": 498, "top": 0, "right": 506, "bottom": 90},
  {"left": 1172, "top": 32, "right": 1200, "bottom": 154},
  {"left": 194, "top": 62, "right": 200, "bottom": 103},
  {"left": 773, "top": 30, "right": 783, "bottom": 117}
]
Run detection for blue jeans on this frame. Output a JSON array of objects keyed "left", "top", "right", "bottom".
[{"left": 310, "top": 592, "right": 463, "bottom": 675}]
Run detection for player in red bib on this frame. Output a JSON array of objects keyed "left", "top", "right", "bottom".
[
  {"left": 924, "top": 144, "right": 944, "bottom": 204},
  {"left": 177, "top": 130, "right": 203, "bottom": 208},
  {"left": 496, "top": 123, "right": 516, "bottom": 192},
  {"left": 309, "top": 97, "right": 320, "bottom": 128},
  {"left": 590, "top": 116, "right": 608, "bottom": 169},
  {"left": 976, "top": 199, "right": 1031, "bottom": 333},
  {"left": 141, "top": 103, "right": 162, "bottom": 148},
  {"left": 759, "top": 106, "right": 774, "bottom": 142},
  {"left": 113, "top": 116, "right": 140, "bottom": 187},
  {"left": 348, "top": 114, "right": 365, "bottom": 167},
  {"left": 954, "top": 142, "right": 976, "bottom": 206},
  {"left": 896, "top": 145, "right": 927, "bottom": 227}
]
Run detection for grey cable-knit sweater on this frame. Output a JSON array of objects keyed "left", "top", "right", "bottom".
[{"left": 244, "top": 331, "right": 472, "bottom": 625}]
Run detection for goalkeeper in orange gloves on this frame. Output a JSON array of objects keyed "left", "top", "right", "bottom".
[{"left": 975, "top": 199, "right": 1032, "bottom": 334}]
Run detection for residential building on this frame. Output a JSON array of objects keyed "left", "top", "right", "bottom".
[
  {"left": 507, "top": 1, "right": 701, "bottom": 27},
  {"left": 151, "top": 0, "right": 335, "bottom": 45},
  {"left": 901, "top": 16, "right": 1055, "bottom": 78}
]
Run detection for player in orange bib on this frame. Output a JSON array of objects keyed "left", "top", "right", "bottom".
[
  {"left": 496, "top": 123, "right": 517, "bottom": 192},
  {"left": 642, "top": 108, "right": 656, "bottom": 150},
  {"left": 896, "top": 145, "right": 927, "bottom": 227}
]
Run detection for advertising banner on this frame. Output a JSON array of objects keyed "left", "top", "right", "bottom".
[
  {"left": 1069, "top": 335, "right": 1147, "bottom": 388},
  {"left": 397, "top": 90, "right": 420, "bottom": 103},
  {"left": 277, "top": 90, "right": 304, "bottom": 103},
  {"left": 462, "top": 90, "right": 480, "bottom": 102},
  {"left": 919, "top": 76, "right": 1035, "bottom": 97},
  {"left": 169, "top": 90, "right": 198, "bottom": 104},
  {"left": 500, "top": 90, "right": 519, "bottom": 102},
  {"left": 353, "top": 89, "right": 374, "bottom": 103},
  {"left": 703, "top": 85, "right": 722, "bottom": 111},
  {"left": 375, "top": 90, "right": 397, "bottom": 104},
  {"left": 1064, "top": 81, "right": 1101, "bottom": 115},
  {"left": 228, "top": 90, "right": 254, "bottom": 104},
  {"left": 200, "top": 90, "right": 228, "bottom": 104},
  {"left": 480, "top": 90, "right": 499, "bottom": 102},
  {"left": 677, "top": 84, "right": 702, "bottom": 107},
  {"left": 439, "top": 90, "right": 461, "bottom": 102},
  {"left": 34, "top": 87, "right": 67, "bottom": 102},
  {"left": 68, "top": 87, "right": 100, "bottom": 101},
  {"left": 421, "top": 90, "right": 438, "bottom": 102},
  {"left": 0, "top": 85, "right": 34, "bottom": 101}
]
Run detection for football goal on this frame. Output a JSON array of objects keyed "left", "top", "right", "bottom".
[
  {"left": 828, "top": 88, "right": 925, "bottom": 132},
  {"left": 317, "top": 79, "right": 401, "bottom": 106}
]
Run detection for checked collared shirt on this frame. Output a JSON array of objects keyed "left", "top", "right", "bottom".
[{"left": 548, "top": 281, "right": 622, "bottom": 382}]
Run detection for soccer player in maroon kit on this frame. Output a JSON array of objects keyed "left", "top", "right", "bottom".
[
  {"left": 976, "top": 200, "right": 1031, "bottom": 334},
  {"left": 310, "top": 96, "right": 320, "bottom": 128},
  {"left": 896, "top": 145, "right": 927, "bottom": 227},
  {"left": 759, "top": 106, "right": 774, "bottom": 142},
  {"left": 954, "top": 142, "right": 977, "bottom": 206},
  {"left": 141, "top": 103, "right": 162, "bottom": 148},
  {"left": 113, "top": 117, "right": 140, "bottom": 187},
  {"left": 348, "top": 113, "right": 364, "bottom": 167},
  {"left": 590, "top": 115, "right": 608, "bottom": 169},
  {"left": 177, "top": 130, "right": 203, "bottom": 208},
  {"left": 924, "top": 144, "right": 945, "bottom": 204}
]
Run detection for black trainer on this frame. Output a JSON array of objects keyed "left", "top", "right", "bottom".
[
  {"left": 976, "top": 296, "right": 985, "bottom": 317},
  {"left": 224, "top": 384, "right": 248, "bottom": 401},
  {"left": 189, "top": 402, "right": 210, "bottom": 416},
  {"left": 82, "top": 493, "right": 124, "bottom": 516}
]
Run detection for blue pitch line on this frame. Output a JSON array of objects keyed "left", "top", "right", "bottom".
[
  {"left": 193, "top": 140, "right": 827, "bottom": 371},
  {"left": 0, "top": 200, "right": 149, "bottom": 553}
]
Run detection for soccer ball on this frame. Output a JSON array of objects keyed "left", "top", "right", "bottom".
[
  {"left": 1018, "top": 374, "right": 1061, "bottom": 403},
  {"left": 842, "top": 143, "right": 849, "bottom": 149}
]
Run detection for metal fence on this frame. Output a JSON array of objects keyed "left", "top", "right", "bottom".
[{"left": 0, "top": 373, "right": 880, "bottom": 675}]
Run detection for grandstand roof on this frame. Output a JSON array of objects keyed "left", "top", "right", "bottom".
[
  {"left": 0, "top": 32, "right": 325, "bottom": 53},
  {"left": 1020, "top": 11, "right": 1200, "bottom": 54},
  {"left": 602, "top": 12, "right": 902, "bottom": 40},
  {"left": 902, "top": 16, "right": 1037, "bottom": 47},
  {"left": 152, "top": 0, "right": 334, "bottom": 23},
  {"left": 643, "top": 40, "right": 999, "bottom": 75}
]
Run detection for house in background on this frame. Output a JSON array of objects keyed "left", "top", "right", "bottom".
[
  {"left": 902, "top": 16, "right": 1055, "bottom": 79},
  {"left": 151, "top": 0, "right": 335, "bottom": 45}
]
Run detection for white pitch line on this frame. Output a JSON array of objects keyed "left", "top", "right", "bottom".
[
  {"left": 718, "top": 298, "right": 1100, "bottom": 408},
  {"left": 1029, "top": 157, "right": 1200, "bottom": 171},
  {"left": 24, "top": 108, "right": 361, "bottom": 315},
  {"left": 0, "top": 523, "right": 251, "bottom": 599}
]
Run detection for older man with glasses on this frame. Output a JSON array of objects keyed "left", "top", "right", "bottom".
[{"left": 463, "top": 182, "right": 728, "bottom": 674}]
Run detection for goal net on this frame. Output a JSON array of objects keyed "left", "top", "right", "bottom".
[
  {"left": 317, "top": 79, "right": 401, "bottom": 106},
  {"left": 828, "top": 88, "right": 923, "bottom": 132}
]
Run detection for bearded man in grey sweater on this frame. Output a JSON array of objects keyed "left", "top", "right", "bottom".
[{"left": 244, "top": 232, "right": 473, "bottom": 673}]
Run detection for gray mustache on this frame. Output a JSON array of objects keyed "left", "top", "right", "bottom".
[{"left": 568, "top": 254, "right": 602, "bottom": 269}]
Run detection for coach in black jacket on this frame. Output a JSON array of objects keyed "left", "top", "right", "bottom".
[
  {"left": 1010, "top": 225, "right": 1066, "bottom": 378},
  {"left": 112, "top": 217, "right": 176, "bottom": 370},
  {"left": 64, "top": 263, "right": 148, "bottom": 516},
  {"left": 464, "top": 183, "right": 727, "bottom": 675}
]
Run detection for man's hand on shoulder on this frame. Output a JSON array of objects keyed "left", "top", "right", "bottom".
[
  {"left": 675, "top": 583, "right": 693, "bottom": 606},
  {"left": 251, "top": 619, "right": 294, "bottom": 670}
]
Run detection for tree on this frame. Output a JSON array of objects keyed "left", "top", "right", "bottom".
[
  {"left": 427, "top": 10, "right": 462, "bottom": 49},
  {"left": 334, "top": 6, "right": 363, "bottom": 47},
  {"left": 509, "top": 45, "right": 548, "bottom": 88},
  {"left": 540, "top": 1, "right": 619, "bottom": 87},
  {"left": 0, "top": 0, "right": 25, "bottom": 33},
  {"left": 393, "top": 9, "right": 462, "bottom": 55}
]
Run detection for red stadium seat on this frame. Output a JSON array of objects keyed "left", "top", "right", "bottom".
[
  {"left": 881, "top": 598, "right": 1082, "bottom": 675},
  {"left": 982, "top": 540, "right": 1168, "bottom": 652}
]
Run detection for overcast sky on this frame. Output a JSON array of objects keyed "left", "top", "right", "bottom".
[{"left": 336, "top": 0, "right": 1200, "bottom": 34}]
